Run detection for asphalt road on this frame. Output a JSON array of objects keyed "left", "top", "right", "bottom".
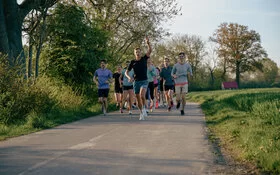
[{"left": 0, "top": 102, "right": 216, "bottom": 175}]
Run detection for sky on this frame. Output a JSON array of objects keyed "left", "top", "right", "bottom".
[{"left": 163, "top": 0, "right": 280, "bottom": 66}]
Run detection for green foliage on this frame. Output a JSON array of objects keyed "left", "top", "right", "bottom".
[
  {"left": 0, "top": 56, "right": 54, "bottom": 125},
  {"left": 42, "top": 3, "right": 109, "bottom": 89},
  {"left": 188, "top": 88, "right": 280, "bottom": 173},
  {"left": 210, "top": 23, "right": 267, "bottom": 85}
]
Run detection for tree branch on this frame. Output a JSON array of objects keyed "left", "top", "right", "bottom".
[{"left": 19, "top": 0, "right": 58, "bottom": 21}]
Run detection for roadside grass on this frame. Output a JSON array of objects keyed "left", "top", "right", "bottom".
[
  {"left": 187, "top": 88, "right": 280, "bottom": 174},
  {"left": 0, "top": 75, "right": 113, "bottom": 141}
]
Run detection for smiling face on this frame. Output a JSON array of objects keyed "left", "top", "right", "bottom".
[{"left": 178, "top": 53, "right": 185, "bottom": 64}]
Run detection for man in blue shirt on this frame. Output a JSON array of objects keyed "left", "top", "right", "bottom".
[{"left": 93, "top": 60, "right": 113, "bottom": 115}]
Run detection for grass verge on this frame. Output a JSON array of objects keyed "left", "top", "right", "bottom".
[{"left": 187, "top": 88, "right": 280, "bottom": 174}]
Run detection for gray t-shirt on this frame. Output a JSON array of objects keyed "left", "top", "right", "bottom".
[
  {"left": 122, "top": 68, "right": 134, "bottom": 86},
  {"left": 171, "top": 63, "right": 192, "bottom": 85}
]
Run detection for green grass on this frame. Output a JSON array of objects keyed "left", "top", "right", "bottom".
[
  {"left": 0, "top": 75, "right": 111, "bottom": 141},
  {"left": 187, "top": 88, "right": 280, "bottom": 174}
]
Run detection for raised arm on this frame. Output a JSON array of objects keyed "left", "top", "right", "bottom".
[{"left": 145, "top": 36, "right": 152, "bottom": 57}]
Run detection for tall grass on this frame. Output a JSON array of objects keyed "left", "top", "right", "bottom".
[
  {"left": 0, "top": 55, "right": 102, "bottom": 140},
  {"left": 187, "top": 88, "right": 280, "bottom": 174}
]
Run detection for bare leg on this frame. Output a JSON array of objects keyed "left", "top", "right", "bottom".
[
  {"left": 168, "top": 90, "right": 174, "bottom": 105},
  {"left": 103, "top": 97, "right": 108, "bottom": 112},
  {"left": 165, "top": 91, "right": 170, "bottom": 107},
  {"left": 128, "top": 89, "right": 134, "bottom": 110},
  {"left": 121, "top": 91, "right": 128, "bottom": 108},
  {"left": 140, "top": 88, "right": 147, "bottom": 109},
  {"left": 135, "top": 94, "right": 142, "bottom": 112},
  {"left": 181, "top": 93, "right": 186, "bottom": 111}
]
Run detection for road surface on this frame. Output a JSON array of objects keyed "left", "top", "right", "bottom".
[{"left": 0, "top": 102, "right": 218, "bottom": 175}]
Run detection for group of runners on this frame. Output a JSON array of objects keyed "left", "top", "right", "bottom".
[{"left": 93, "top": 36, "right": 193, "bottom": 120}]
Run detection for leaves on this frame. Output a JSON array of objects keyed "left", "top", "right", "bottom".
[
  {"left": 210, "top": 22, "right": 267, "bottom": 85},
  {"left": 41, "top": 3, "right": 109, "bottom": 87}
]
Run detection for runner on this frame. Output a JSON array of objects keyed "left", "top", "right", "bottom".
[
  {"left": 159, "top": 63, "right": 166, "bottom": 107},
  {"left": 153, "top": 66, "right": 160, "bottom": 109},
  {"left": 113, "top": 65, "right": 123, "bottom": 110},
  {"left": 125, "top": 36, "right": 152, "bottom": 120},
  {"left": 93, "top": 59, "right": 113, "bottom": 116},
  {"left": 119, "top": 61, "right": 134, "bottom": 115},
  {"left": 147, "top": 58, "right": 157, "bottom": 112},
  {"left": 160, "top": 57, "right": 174, "bottom": 112},
  {"left": 171, "top": 52, "right": 193, "bottom": 115}
]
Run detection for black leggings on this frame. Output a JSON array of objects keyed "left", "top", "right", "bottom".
[{"left": 147, "top": 81, "right": 155, "bottom": 100}]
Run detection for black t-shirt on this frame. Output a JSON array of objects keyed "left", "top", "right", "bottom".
[
  {"left": 127, "top": 55, "right": 149, "bottom": 81},
  {"left": 113, "top": 72, "right": 121, "bottom": 88}
]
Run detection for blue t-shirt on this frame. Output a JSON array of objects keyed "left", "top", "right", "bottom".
[{"left": 94, "top": 68, "right": 112, "bottom": 89}]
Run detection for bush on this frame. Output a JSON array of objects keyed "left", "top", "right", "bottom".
[{"left": 0, "top": 56, "right": 55, "bottom": 125}]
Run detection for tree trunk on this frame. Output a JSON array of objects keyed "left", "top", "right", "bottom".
[
  {"left": 28, "top": 39, "right": 33, "bottom": 78},
  {"left": 0, "top": 0, "right": 9, "bottom": 57},
  {"left": 236, "top": 61, "right": 241, "bottom": 86},
  {"left": 0, "top": 0, "right": 24, "bottom": 66},
  {"left": 0, "top": 0, "right": 57, "bottom": 70},
  {"left": 35, "top": 6, "right": 48, "bottom": 78}
]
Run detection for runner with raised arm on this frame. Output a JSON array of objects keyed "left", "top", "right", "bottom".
[{"left": 125, "top": 36, "right": 152, "bottom": 120}]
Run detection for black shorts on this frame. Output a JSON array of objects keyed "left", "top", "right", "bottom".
[
  {"left": 123, "top": 85, "right": 133, "bottom": 91},
  {"left": 114, "top": 87, "right": 123, "bottom": 93},
  {"left": 154, "top": 83, "right": 158, "bottom": 88},
  {"left": 160, "top": 80, "right": 164, "bottom": 91},
  {"left": 98, "top": 89, "right": 109, "bottom": 98},
  {"left": 164, "top": 85, "right": 174, "bottom": 91}
]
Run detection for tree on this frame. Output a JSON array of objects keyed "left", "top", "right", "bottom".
[
  {"left": 204, "top": 43, "right": 218, "bottom": 88},
  {"left": 0, "top": 0, "right": 57, "bottom": 67},
  {"left": 167, "top": 34, "right": 206, "bottom": 78},
  {"left": 210, "top": 23, "right": 267, "bottom": 85},
  {"left": 250, "top": 58, "right": 278, "bottom": 85},
  {"left": 41, "top": 3, "right": 109, "bottom": 87},
  {"left": 68, "top": 0, "right": 181, "bottom": 64}
]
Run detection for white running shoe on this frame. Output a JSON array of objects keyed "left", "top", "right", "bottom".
[
  {"left": 139, "top": 114, "right": 145, "bottom": 120},
  {"left": 142, "top": 109, "right": 148, "bottom": 117}
]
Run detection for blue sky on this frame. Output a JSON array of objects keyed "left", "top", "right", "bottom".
[{"left": 164, "top": 0, "right": 280, "bottom": 66}]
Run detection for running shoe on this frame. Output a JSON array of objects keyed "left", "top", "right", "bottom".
[
  {"left": 176, "top": 102, "right": 180, "bottom": 109},
  {"left": 168, "top": 106, "right": 171, "bottom": 112},
  {"left": 142, "top": 109, "right": 148, "bottom": 117},
  {"left": 139, "top": 113, "right": 145, "bottom": 120},
  {"left": 180, "top": 110, "right": 185, "bottom": 115}
]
